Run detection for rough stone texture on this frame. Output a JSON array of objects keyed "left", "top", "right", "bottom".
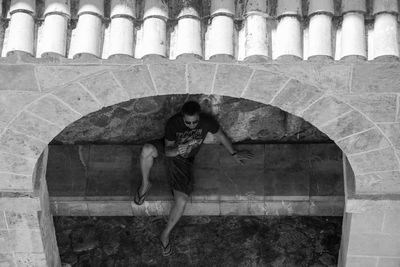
[
  {"left": 213, "top": 65, "right": 254, "bottom": 97},
  {"left": 15, "top": 253, "right": 47, "bottom": 267},
  {"left": 346, "top": 256, "right": 378, "bottom": 267},
  {"left": 350, "top": 211, "right": 384, "bottom": 233},
  {"left": 0, "top": 91, "right": 41, "bottom": 125},
  {"left": 355, "top": 171, "right": 400, "bottom": 194},
  {"left": 352, "top": 63, "right": 400, "bottom": 93},
  {"left": 52, "top": 95, "right": 331, "bottom": 144},
  {"left": 0, "top": 153, "right": 36, "bottom": 176},
  {"left": 0, "top": 65, "right": 39, "bottom": 91},
  {"left": 348, "top": 232, "right": 400, "bottom": 257},
  {"left": 148, "top": 64, "right": 187, "bottom": 95},
  {"left": 378, "top": 123, "right": 400, "bottom": 149},
  {"left": 5, "top": 211, "right": 40, "bottom": 229},
  {"left": 347, "top": 147, "right": 399, "bottom": 175},
  {"left": 0, "top": 129, "right": 47, "bottom": 159},
  {"left": 27, "top": 95, "right": 81, "bottom": 128},
  {"left": 187, "top": 63, "right": 216, "bottom": 94},
  {"left": 337, "top": 128, "right": 390, "bottom": 155},
  {"left": 0, "top": 253, "right": 15, "bottom": 266},
  {"left": 382, "top": 211, "right": 400, "bottom": 234},
  {"left": 0, "top": 173, "right": 32, "bottom": 192}
]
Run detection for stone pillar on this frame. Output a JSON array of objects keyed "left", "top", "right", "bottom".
[
  {"left": 72, "top": 0, "right": 104, "bottom": 58},
  {"left": 6, "top": 0, "right": 36, "bottom": 55},
  {"left": 108, "top": 0, "right": 136, "bottom": 57},
  {"left": 307, "top": 0, "right": 334, "bottom": 59},
  {"left": 340, "top": 0, "right": 366, "bottom": 59},
  {"left": 372, "top": 0, "right": 398, "bottom": 59},
  {"left": 39, "top": 0, "right": 70, "bottom": 57},
  {"left": 174, "top": 0, "right": 202, "bottom": 58},
  {"left": 205, "top": 0, "right": 235, "bottom": 59},
  {"left": 140, "top": 0, "right": 168, "bottom": 57},
  {"left": 275, "top": 0, "right": 302, "bottom": 59},
  {"left": 243, "top": 0, "right": 269, "bottom": 59}
]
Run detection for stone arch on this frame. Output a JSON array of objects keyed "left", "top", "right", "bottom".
[{"left": 0, "top": 61, "right": 399, "bottom": 265}]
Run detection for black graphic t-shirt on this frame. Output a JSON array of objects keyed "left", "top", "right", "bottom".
[{"left": 165, "top": 113, "right": 219, "bottom": 159}]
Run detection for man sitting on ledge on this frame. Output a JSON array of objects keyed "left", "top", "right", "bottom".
[{"left": 134, "top": 100, "right": 253, "bottom": 256}]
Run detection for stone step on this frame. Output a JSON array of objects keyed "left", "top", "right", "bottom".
[
  {"left": 0, "top": 0, "right": 398, "bottom": 60},
  {"left": 46, "top": 143, "right": 344, "bottom": 216}
]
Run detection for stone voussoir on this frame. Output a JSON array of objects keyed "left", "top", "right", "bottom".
[
  {"left": 0, "top": 129, "right": 47, "bottom": 160},
  {"left": 148, "top": 63, "right": 187, "bottom": 95},
  {"left": 212, "top": 64, "right": 254, "bottom": 97},
  {"left": 187, "top": 63, "right": 217, "bottom": 95}
]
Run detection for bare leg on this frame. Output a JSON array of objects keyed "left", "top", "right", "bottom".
[
  {"left": 160, "top": 190, "right": 189, "bottom": 246},
  {"left": 139, "top": 143, "right": 157, "bottom": 195}
]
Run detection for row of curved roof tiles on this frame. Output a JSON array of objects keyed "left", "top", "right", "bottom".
[{"left": 0, "top": 0, "right": 399, "bottom": 60}]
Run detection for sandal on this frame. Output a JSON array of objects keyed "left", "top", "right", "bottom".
[
  {"left": 133, "top": 183, "right": 152, "bottom": 205},
  {"left": 159, "top": 237, "right": 173, "bottom": 257}
]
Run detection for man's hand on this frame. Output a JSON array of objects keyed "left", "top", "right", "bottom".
[
  {"left": 232, "top": 150, "right": 254, "bottom": 165},
  {"left": 177, "top": 144, "right": 189, "bottom": 156}
]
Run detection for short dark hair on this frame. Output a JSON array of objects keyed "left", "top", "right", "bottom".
[{"left": 181, "top": 101, "right": 201, "bottom": 116}]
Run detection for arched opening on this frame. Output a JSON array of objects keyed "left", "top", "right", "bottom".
[{"left": 44, "top": 94, "right": 345, "bottom": 265}]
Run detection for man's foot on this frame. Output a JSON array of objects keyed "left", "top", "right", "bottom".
[
  {"left": 133, "top": 182, "right": 152, "bottom": 205},
  {"left": 159, "top": 234, "right": 172, "bottom": 257}
]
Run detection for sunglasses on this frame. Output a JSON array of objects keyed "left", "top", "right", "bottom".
[{"left": 184, "top": 120, "right": 199, "bottom": 125}]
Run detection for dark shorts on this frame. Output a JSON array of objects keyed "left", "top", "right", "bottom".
[{"left": 148, "top": 140, "right": 195, "bottom": 196}]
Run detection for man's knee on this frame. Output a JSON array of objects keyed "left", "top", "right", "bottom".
[
  {"left": 141, "top": 143, "right": 158, "bottom": 159},
  {"left": 174, "top": 191, "right": 189, "bottom": 206}
]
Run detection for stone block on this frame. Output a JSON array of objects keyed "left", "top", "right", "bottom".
[
  {"left": 52, "top": 83, "right": 101, "bottom": 115},
  {"left": 348, "top": 147, "right": 399, "bottom": 174},
  {"left": 378, "top": 123, "right": 400, "bottom": 150},
  {"left": 148, "top": 64, "right": 186, "bottom": 95},
  {"left": 378, "top": 257, "right": 400, "bottom": 267},
  {"left": 131, "top": 201, "right": 172, "bottom": 216},
  {"left": 0, "top": 173, "right": 32, "bottom": 192},
  {"left": 350, "top": 211, "right": 384, "bottom": 233},
  {"left": 346, "top": 199, "right": 400, "bottom": 214},
  {"left": 382, "top": 211, "right": 400, "bottom": 234},
  {"left": 0, "top": 198, "right": 40, "bottom": 213},
  {"left": 309, "top": 199, "right": 344, "bottom": 216},
  {"left": 213, "top": 64, "right": 253, "bottom": 97},
  {"left": 184, "top": 202, "right": 220, "bottom": 216},
  {"left": 337, "top": 128, "right": 390, "bottom": 155},
  {"left": 348, "top": 232, "right": 400, "bottom": 256},
  {"left": 355, "top": 171, "right": 400, "bottom": 194},
  {"left": 27, "top": 95, "right": 81, "bottom": 129},
  {"left": 242, "top": 69, "right": 289, "bottom": 104},
  {"left": 112, "top": 65, "right": 157, "bottom": 98},
  {"left": 346, "top": 256, "right": 378, "bottom": 267},
  {"left": 302, "top": 96, "right": 352, "bottom": 128},
  {"left": 79, "top": 71, "right": 130, "bottom": 107},
  {"left": 0, "top": 253, "right": 15, "bottom": 266},
  {"left": 50, "top": 201, "right": 89, "bottom": 216},
  {"left": 321, "top": 110, "right": 374, "bottom": 140},
  {"left": 35, "top": 65, "right": 111, "bottom": 91},
  {"left": 9, "top": 229, "right": 44, "bottom": 253},
  {"left": 14, "top": 252, "right": 47, "bottom": 267},
  {"left": 352, "top": 63, "right": 400, "bottom": 93},
  {"left": 264, "top": 201, "right": 310, "bottom": 215},
  {"left": 0, "top": 91, "right": 41, "bottom": 125},
  {"left": 5, "top": 211, "right": 39, "bottom": 230},
  {"left": 187, "top": 63, "right": 216, "bottom": 94},
  {"left": 0, "top": 129, "right": 46, "bottom": 159},
  {"left": 271, "top": 79, "right": 324, "bottom": 116},
  {"left": 316, "top": 63, "right": 352, "bottom": 93},
  {"left": 0, "top": 65, "right": 39, "bottom": 91},
  {"left": 220, "top": 201, "right": 265, "bottom": 215},
  {"left": 0, "top": 153, "right": 36, "bottom": 176},
  {"left": 9, "top": 111, "right": 62, "bottom": 144},
  {"left": 343, "top": 94, "right": 397, "bottom": 123},
  {"left": 88, "top": 202, "right": 133, "bottom": 216}
]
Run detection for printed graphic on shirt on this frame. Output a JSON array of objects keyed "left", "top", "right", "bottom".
[{"left": 176, "top": 129, "right": 203, "bottom": 157}]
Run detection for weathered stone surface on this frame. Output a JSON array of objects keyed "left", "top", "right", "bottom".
[
  {"left": 51, "top": 202, "right": 89, "bottom": 216},
  {"left": 187, "top": 63, "right": 216, "bottom": 94},
  {"left": 346, "top": 256, "right": 377, "bottom": 267},
  {"left": 15, "top": 252, "right": 47, "bottom": 266},
  {"left": 321, "top": 110, "right": 374, "bottom": 141},
  {"left": 378, "top": 257, "right": 400, "bottom": 267},
  {"left": 52, "top": 83, "right": 101, "bottom": 115},
  {"left": 0, "top": 129, "right": 46, "bottom": 159},
  {"left": 0, "top": 253, "right": 15, "bottom": 266},
  {"left": 8, "top": 229, "right": 44, "bottom": 253},
  {"left": 213, "top": 65, "right": 253, "bottom": 97},
  {"left": 337, "top": 128, "right": 390, "bottom": 155},
  {"left": 346, "top": 199, "right": 400, "bottom": 213},
  {"left": 79, "top": 71, "right": 130, "bottom": 107},
  {"left": 9, "top": 111, "right": 62, "bottom": 144},
  {"left": 342, "top": 94, "right": 397, "bottom": 123},
  {"left": 0, "top": 173, "right": 32, "bottom": 192},
  {"left": 378, "top": 123, "right": 400, "bottom": 149},
  {"left": 88, "top": 202, "right": 133, "bottom": 216},
  {"left": 316, "top": 64, "right": 352, "bottom": 93},
  {"left": 355, "top": 171, "right": 400, "bottom": 194},
  {"left": 348, "top": 232, "right": 400, "bottom": 256},
  {"left": 36, "top": 66, "right": 111, "bottom": 91},
  {"left": 264, "top": 201, "right": 310, "bottom": 215},
  {"left": 5, "top": 211, "right": 39, "bottom": 229},
  {"left": 183, "top": 202, "right": 220, "bottom": 216},
  {"left": 0, "top": 153, "right": 36, "bottom": 176},
  {"left": 0, "top": 198, "right": 40, "bottom": 212},
  {"left": 220, "top": 202, "right": 265, "bottom": 215},
  {"left": 148, "top": 64, "right": 186, "bottom": 95},
  {"left": 382, "top": 211, "right": 400, "bottom": 234},
  {"left": 309, "top": 199, "right": 344, "bottom": 216},
  {"left": 27, "top": 95, "right": 81, "bottom": 128},
  {"left": 271, "top": 79, "right": 324, "bottom": 116},
  {"left": 303, "top": 96, "right": 352, "bottom": 128},
  {"left": 352, "top": 63, "right": 400, "bottom": 93},
  {"left": 350, "top": 211, "right": 384, "bottom": 233},
  {"left": 112, "top": 65, "right": 157, "bottom": 98},
  {"left": 348, "top": 147, "right": 399, "bottom": 175},
  {"left": 0, "top": 91, "right": 41, "bottom": 124},
  {"left": 242, "top": 70, "right": 289, "bottom": 104},
  {"left": 0, "top": 213, "right": 6, "bottom": 230},
  {"left": 0, "top": 65, "right": 39, "bottom": 91}
]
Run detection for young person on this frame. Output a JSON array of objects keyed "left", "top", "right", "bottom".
[{"left": 134, "top": 100, "right": 253, "bottom": 256}]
